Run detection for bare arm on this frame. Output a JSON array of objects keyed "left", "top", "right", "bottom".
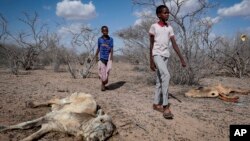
[
  {"left": 150, "top": 34, "right": 156, "bottom": 71},
  {"left": 95, "top": 48, "right": 100, "bottom": 62},
  {"left": 110, "top": 38, "right": 114, "bottom": 61},
  {"left": 170, "top": 36, "right": 186, "bottom": 67},
  {"left": 110, "top": 48, "right": 113, "bottom": 61}
]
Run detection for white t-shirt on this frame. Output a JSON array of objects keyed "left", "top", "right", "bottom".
[{"left": 149, "top": 23, "right": 174, "bottom": 57}]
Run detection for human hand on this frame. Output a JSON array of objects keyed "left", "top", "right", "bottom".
[
  {"left": 95, "top": 56, "right": 99, "bottom": 62},
  {"left": 150, "top": 61, "right": 156, "bottom": 71},
  {"left": 181, "top": 59, "right": 186, "bottom": 67}
]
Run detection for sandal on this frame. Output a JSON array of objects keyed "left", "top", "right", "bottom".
[
  {"left": 153, "top": 104, "right": 164, "bottom": 113},
  {"left": 101, "top": 84, "right": 106, "bottom": 91},
  {"left": 163, "top": 104, "right": 173, "bottom": 119}
]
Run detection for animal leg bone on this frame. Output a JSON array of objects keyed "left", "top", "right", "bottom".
[
  {"left": 21, "top": 124, "right": 51, "bottom": 141},
  {"left": 0, "top": 117, "right": 45, "bottom": 132}
]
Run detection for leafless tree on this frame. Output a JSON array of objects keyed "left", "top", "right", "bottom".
[
  {"left": 125, "top": 0, "right": 216, "bottom": 85},
  {"left": 0, "top": 14, "right": 7, "bottom": 62},
  {"left": 15, "top": 12, "right": 49, "bottom": 70},
  {"left": 66, "top": 25, "right": 99, "bottom": 78},
  {"left": 0, "top": 13, "right": 21, "bottom": 74},
  {"left": 132, "top": 0, "right": 213, "bottom": 59},
  {"left": 0, "top": 14, "right": 7, "bottom": 43},
  {"left": 43, "top": 33, "right": 63, "bottom": 72},
  {"left": 116, "top": 17, "right": 154, "bottom": 65},
  {"left": 169, "top": 13, "right": 220, "bottom": 84},
  {"left": 208, "top": 34, "right": 250, "bottom": 78},
  {"left": 0, "top": 12, "right": 49, "bottom": 74}
]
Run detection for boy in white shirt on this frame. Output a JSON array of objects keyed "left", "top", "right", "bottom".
[{"left": 149, "top": 5, "right": 186, "bottom": 119}]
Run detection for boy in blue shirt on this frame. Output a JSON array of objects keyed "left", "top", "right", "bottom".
[{"left": 95, "top": 26, "right": 114, "bottom": 91}]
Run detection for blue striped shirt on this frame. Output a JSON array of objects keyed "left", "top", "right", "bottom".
[{"left": 98, "top": 36, "right": 113, "bottom": 61}]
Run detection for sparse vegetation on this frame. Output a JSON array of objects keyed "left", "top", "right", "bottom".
[
  {"left": 0, "top": 1, "right": 249, "bottom": 83},
  {"left": 0, "top": 1, "right": 250, "bottom": 141}
]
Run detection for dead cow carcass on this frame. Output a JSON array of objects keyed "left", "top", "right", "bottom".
[
  {"left": 185, "top": 84, "right": 250, "bottom": 102},
  {"left": 0, "top": 92, "right": 116, "bottom": 141}
]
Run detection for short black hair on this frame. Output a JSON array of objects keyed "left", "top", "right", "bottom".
[
  {"left": 101, "top": 26, "right": 108, "bottom": 30},
  {"left": 156, "top": 5, "right": 169, "bottom": 15}
]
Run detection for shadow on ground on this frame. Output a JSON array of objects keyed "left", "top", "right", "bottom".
[{"left": 106, "top": 81, "right": 126, "bottom": 90}]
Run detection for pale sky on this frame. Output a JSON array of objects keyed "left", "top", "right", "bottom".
[{"left": 1, "top": 0, "right": 250, "bottom": 51}]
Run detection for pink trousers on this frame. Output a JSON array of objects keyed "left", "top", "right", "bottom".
[{"left": 98, "top": 60, "right": 112, "bottom": 83}]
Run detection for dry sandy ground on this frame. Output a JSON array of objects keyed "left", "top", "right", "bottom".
[{"left": 0, "top": 62, "right": 250, "bottom": 141}]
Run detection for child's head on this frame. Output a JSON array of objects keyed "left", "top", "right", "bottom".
[
  {"left": 101, "top": 26, "right": 109, "bottom": 36},
  {"left": 156, "top": 5, "right": 170, "bottom": 21}
]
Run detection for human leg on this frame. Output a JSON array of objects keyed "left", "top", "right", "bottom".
[
  {"left": 153, "top": 56, "right": 172, "bottom": 118},
  {"left": 104, "top": 60, "right": 112, "bottom": 85},
  {"left": 154, "top": 69, "right": 162, "bottom": 105},
  {"left": 98, "top": 61, "right": 107, "bottom": 91},
  {"left": 153, "top": 56, "right": 170, "bottom": 106},
  {"left": 153, "top": 68, "right": 164, "bottom": 112}
]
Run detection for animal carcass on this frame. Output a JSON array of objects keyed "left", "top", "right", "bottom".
[{"left": 0, "top": 92, "right": 116, "bottom": 141}]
